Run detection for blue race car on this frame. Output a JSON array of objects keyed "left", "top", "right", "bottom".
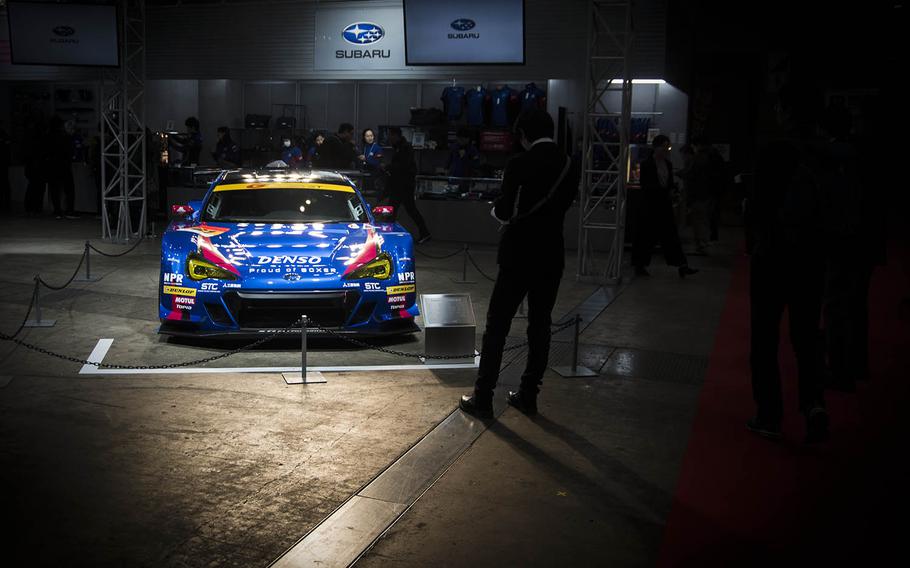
[{"left": 159, "top": 169, "right": 419, "bottom": 337}]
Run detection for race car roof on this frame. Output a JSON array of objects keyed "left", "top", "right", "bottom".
[{"left": 218, "top": 169, "right": 353, "bottom": 186}]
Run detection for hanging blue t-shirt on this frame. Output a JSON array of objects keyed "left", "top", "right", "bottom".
[
  {"left": 490, "top": 86, "right": 514, "bottom": 127},
  {"left": 521, "top": 82, "right": 546, "bottom": 111},
  {"left": 465, "top": 87, "right": 487, "bottom": 126},
  {"left": 441, "top": 86, "right": 466, "bottom": 120}
]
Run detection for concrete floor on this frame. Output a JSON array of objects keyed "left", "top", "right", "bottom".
[
  {"left": 0, "top": 215, "right": 609, "bottom": 566},
  {"left": 355, "top": 242, "right": 735, "bottom": 568}
]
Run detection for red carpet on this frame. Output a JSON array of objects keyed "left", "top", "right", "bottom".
[{"left": 657, "top": 241, "right": 910, "bottom": 567}]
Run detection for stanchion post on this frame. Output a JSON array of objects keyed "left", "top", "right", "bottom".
[
  {"left": 552, "top": 314, "right": 597, "bottom": 377},
  {"left": 283, "top": 314, "right": 326, "bottom": 384},
  {"left": 75, "top": 241, "right": 101, "bottom": 282},
  {"left": 450, "top": 243, "right": 477, "bottom": 284},
  {"left": 25, "top": 277, "right": 56, "bottom": 328}
]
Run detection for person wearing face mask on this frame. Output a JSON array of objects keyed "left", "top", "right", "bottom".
[
  {"left": 459, "top": 109, "right": 581, "bottom": 420},
  {"left": 280, "top": 136, "right": 304, "bottom": 168}
]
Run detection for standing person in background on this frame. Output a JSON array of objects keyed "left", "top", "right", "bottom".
[
  {"left": 459, "top": 109, "right": 580, "bottom": 419},
  {"left": 0, "top": 122, "right": 10, "bottom": 213},
  {"left": 632, "top": 135, "right": 698, "bottom": 278},
  {"left": 703, "top": 140, "right": 730, "bottom": 242},
  {"left": 212, "top": 127, "right": 241, "bottom": 168},
  {"left": 280, "top": 135, "right": 304, "bottom": 169},
  {"left": 307, "top": 132, "right": 325, "bottom": 166},
  {"left": 686, "top": 139, "right": 714, "bottom": 254},
  {"left": 180, "top": 116, "right": 202, "bottom": 166},
  {"left": 747, "top": 84, "right": 828, "bottom": 443},
  {"left": 359, "top": 128, "right": 384, "bottom": 195},
  {"left": 819, "top": 105, "right": 884, "bottom": 393},
  {"left": 316, "top": 123, "right": 358, "bottom": 170},
  {"left": 24, "top": 118, "right": 48, "bottom": 216},
  {"left": 46, "top": 116, "right": 77, "bottom": 220},
  {"left": 383, "top": 126, "right": 431, "bottom": 244},
  {"left": 447, "top": 128, "right": 481, "bottom": 192},
  {"left": 360, "top": 128, "right": 383, "bottom": 170}
]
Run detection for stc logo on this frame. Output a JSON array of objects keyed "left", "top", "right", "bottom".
[
  {"left": 52, "top": 26, "right": 76, "bottom": 37},
  {"left": 450, "top": 19, "right": 476, "bottom": 31},
  {"left": 342, "top": 22, "right": 385, "bottom": 45}
]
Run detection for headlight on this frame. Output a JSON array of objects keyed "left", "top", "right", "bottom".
[
  {"left": 187, "top": 255, "right": 238, "bottom": 281},
  {"left": 344, "top": 253, "right": 392, "bottom": 280}
]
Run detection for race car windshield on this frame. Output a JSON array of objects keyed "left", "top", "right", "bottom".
[{"left": 201, "top": 188, "right": 369, "bottom": 223}]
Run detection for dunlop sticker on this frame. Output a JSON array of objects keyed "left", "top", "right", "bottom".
[
  {"left": 163, "top": 285, "right": 197, "bottom": 297},
  {"left": 386, "top": 284, "right": 416, "bottom": 295}
]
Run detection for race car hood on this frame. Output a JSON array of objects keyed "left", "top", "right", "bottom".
[{"left": 170, "top": 221, "right": 384, "bottom": 286}]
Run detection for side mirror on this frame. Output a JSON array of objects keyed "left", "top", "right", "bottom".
[
  {"left": 372, "top": 205, "right": 395, "bottom": 222},
  {"left": 171, "top": 204, "right": 194, "bottom": 217}
]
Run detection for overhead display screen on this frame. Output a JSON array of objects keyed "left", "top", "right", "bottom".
[
  {"left": 6, "top": 2, "right": 119, "bottom": 67},
  {"left": 404, "top": 0, "right": 525, "bottom": 65}
]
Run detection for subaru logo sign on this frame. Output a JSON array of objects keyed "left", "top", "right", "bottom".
[
  {"left": 450, "top": 19, "right": 476, "bottom": 31},
  {"left": 342, "top": 22, "right": 385, "bottom": 45},
  {"left": 52, "top": 26, "right": 75, "bottom": 37},
  {"left": 283, "top": 273, "right": 302, "bottom": 282}
]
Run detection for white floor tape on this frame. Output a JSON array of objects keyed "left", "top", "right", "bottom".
[{"left": 77, "top": 339, "right": 479, "bottom": 375}]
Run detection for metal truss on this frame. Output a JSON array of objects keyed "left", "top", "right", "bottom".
[
  {"left": 577, "top": 0, "right": 633, "bottom": 284},
  {"left": 101, "top": 0, "right": 146, "bottom": 242}
]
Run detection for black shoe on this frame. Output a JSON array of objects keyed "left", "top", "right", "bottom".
[
  {"left": 417, "top": 234, "right": 432, "bottom": 245},
  {"left": 507, "top": 391, "right": 538, "bottom": 416},
  {"left": 634, "top": 266, "right": 650, "bottom": 277},
  {"left": 746, "top": 417, "right": 782, "bottom": 440},
  {"left": 678, "top": 266, "right": 699, "bottom": 278},
  {"left": 805, "top": 406, "right": 829, "bottom": 444},
  {"left": 459, "top": 394, "right": 493, "bottom": 419}
]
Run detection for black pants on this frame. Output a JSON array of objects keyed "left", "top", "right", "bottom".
[
  {"left": 48, "top": 169, "right": 75, "bottom": 215},
  {"left": 474, "top": 267, "right": 563, "bottom": 398},
  {"left": 632, "top": 200, "right": 687, "bottom": 268},
  {"left": 25, "top": 177, "right": 46, "bottom": 214},
  {"left": 750, "top": 254, "right": 825, "bottom": 423},
  {"left": 389, "top": 184, "right": 430, "bottom": 239},
  {"left": 824, "top": 260, "right": 874, "bottom": 385}
]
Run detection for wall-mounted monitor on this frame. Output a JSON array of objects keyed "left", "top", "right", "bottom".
[
  {"left": 404, "top": 0, "right": 524, "bottom": 65},
  {"left": 6, "top": 1, "right": 119, "bottom": 67}
]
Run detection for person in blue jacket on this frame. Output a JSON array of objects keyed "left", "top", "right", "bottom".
[
  {"left": 360, "top": 128, "right": 383, "bottom": 169},
  {"left": 280, "top": 135, "right": 304, "bottom": 168},
  {"left": 306, "top": 132, "right": 325, "bottom": 166},
  {"left": 360, "top": 128, "right": 384, "bottom": 195}
]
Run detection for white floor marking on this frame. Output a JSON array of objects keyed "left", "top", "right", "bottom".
[
  {"left": 79, "top": 338, "right": 114, "bottom": 374},
  {"left": 77, "top": 339, "right": 479, "bottom": 375}
]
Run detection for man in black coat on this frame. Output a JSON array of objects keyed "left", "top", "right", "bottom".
[
  {"left": 316, "top": 123, "right": 358, "bottom": 170},
  {"left": 460, "top": 109, "right": 580, "bottom": 419},
  {"left": 747, "top": 85, "right": 828, "bottom": 443},
  {"left": 384, "top": 126, "right": 430, "bottom": 243},
  {"left": 632, "top": 135, "right": 697, "bottom": 278}
]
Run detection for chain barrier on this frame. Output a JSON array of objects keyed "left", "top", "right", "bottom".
[
  {"left": 464, "top": 249, "right": 497, "bottom": 283},
  {"left": 88, "top": 234, "right": 146, "bottom": 258},
  {"left": 0, "top": 315, "right": 579, "bottom": 369},
  {"left": 3, "top": 281, "right": 39, "bottom": 339},
  {"left": 306, "top": 317, "right": 577, "bottom": 360},
  {"left": 414, "top": 247, "right": 464, "bottom": 260},
  {"left": 0, "top": 317, "right": 304, "bottom": 369},
  {"left": 36, "top": 250, "right": 87, "bottom": 291}
]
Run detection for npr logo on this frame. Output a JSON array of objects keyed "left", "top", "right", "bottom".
[{"left": 163, "top": 273, "right": 184, "bottom": 284}]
